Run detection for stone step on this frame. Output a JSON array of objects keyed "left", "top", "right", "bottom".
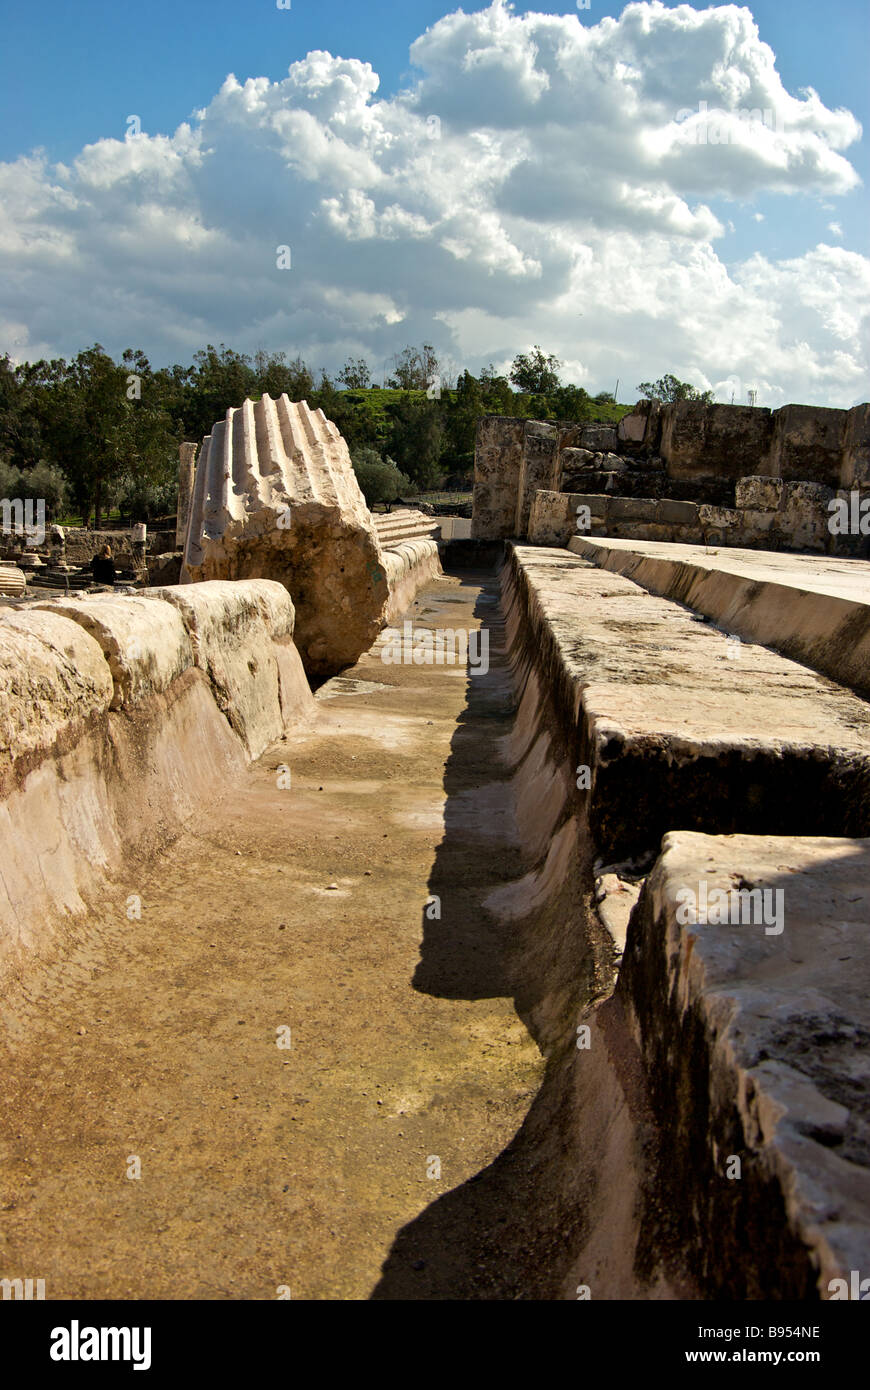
[
  {"left": 571, "top": 535, "right": 870, "bottom": 698},
  {"left": 621, "top": 829, "right": 870, "bottom": 1298},
  {"left": 504, "top": 544, "right": 870, "bottom": 862}
]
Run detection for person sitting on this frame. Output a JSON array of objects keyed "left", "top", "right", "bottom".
[{"left": 91, "top": 544, "right": 116, "bottom": 586}]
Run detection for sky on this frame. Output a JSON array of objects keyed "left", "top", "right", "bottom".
[{"left": 0, "top": 0, "right": 868, "bottom": 407}]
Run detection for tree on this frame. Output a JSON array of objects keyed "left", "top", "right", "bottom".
[
  {"left": 19, "top": 460, "right": 68, "bottom": 519},
  {"left": 510, "top": 346, "right": 561, "bottom": 395},
  {"left": 181, "top": 344, "right": 257, "bottom": 440},
  {"left": 388, "top": 344, "right": 440, "bottom": 392},
  {"left": 252, "top": 349, "right": 314, "bottom": 403},
  {"left": 0, "top": 355, "right": 46, "bottom": 470},
  {"left": 350, "top": 448, "right": 411, "bottom": 507},
  {"left": 387, "top": 395, "right": 444, "bottom": 490},
  {"left": 31, "top": 345, "right": 177, "bottom": 527},
  {"left": 636, "top": 374, "right": 714, "bottom": 404},
  {"left": 337, "top": 357, "right": 372, "bottom": 390}
]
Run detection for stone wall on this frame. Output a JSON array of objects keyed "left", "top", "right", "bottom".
[
  {"left": 471, "top": 416, "right": 526, "bottom": 540},
  {"left": 476, "top": 399, "right": 870, "bottom": 546},
  {"left": 528, "top": 478, "right": 867, "bottom": 555},
  {"left": 0, "top": 528, "right": 176, "bottom": 568},
  {"left": 0, "top": 580, "right": 314, "bottom": 990}
]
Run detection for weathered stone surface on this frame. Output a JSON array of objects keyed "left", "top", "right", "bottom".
[
  {"left": 735, "top": 476, "right": 783, "bottom": 511},
  {"left": 578, "top": 424, "right": 619, "bottom": 453},
  {"left": 616, "top": 399, "right": 663, "bottom": 454},
  {"left": 34, "top": 594, "right": 192, "bottom": 710},
  {"left": 528, "top": 491, "right": 590, "bottom": 547},
  {"left": 515, "top": 421, "right": 560, "bottom": 538},
  {"left": 0, "top": 609, "right": 113, "bottom": 782},
  {"left": 570, "top": 535, "right": 870, "bottom": 698},
  {"left": 779, "top": 481, "right": 836, "bottom": 552},
  {"left": 145, "top": 579, "right": 296, "bottom": 759},
  {"left": 739, "top": 508, "right": 779, "bottom": 534},
  {"left": 176, "top": 442, "right": 197, "bottom": 548},
  {"left": 559, "top": 447, "right": 597, "bottom": 471},
  {"left": 0, "top": 564, "right": 26, "bottom": 597},
  {"left": 616, "top": 521, "right": 675, "bottom": 543},
  {"left": 381, "top": 538, "right": 442, "bottom": 623},
  {"left": 661, "top": 401, "right": 773, "bottom": 480},
  {"left": 147, "top": 551, "right": 183, "bottom": 587},
  {"left": 183, "top": 394, "right": 388, "bottom": 675},
  {"left": 620, "top": 831, "right": 870, "bottom": 1296},
  {"left": 841, "top": 404, "right": 870, "bottom": 488},
  {"left": 616, "top": 412, "right": 646, "bottom": 444},
  {"left": 472, "top": 415, "right": 525, "bottom": 540},
  {"left": 505, "top": 544, "right": 870, "bottom": 860},
  {"left": 0, "top": 582, "right": 316, "bottom": 989},
  {"left": 373, "top": 509, "right": 440, "bottom": 546},
  {"left": 767, "top": 404, "right": 846, "bottom": 487},
  {"left": 655, "top": 498, "right": 699, "bottom": 526},
  {"left": 699, "top": 504, "right": 740, "bottom": 529},
  {"left": 609, "top": 497, "right": 656, "bottom": 521}
]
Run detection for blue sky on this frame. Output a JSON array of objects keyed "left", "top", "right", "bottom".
[{"left": 0, "top": 1, "right": 867, "bottom": 404}]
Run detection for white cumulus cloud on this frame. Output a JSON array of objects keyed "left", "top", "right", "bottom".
[{"left": 0, "top": 1, "right": 866, "bottom": 406}]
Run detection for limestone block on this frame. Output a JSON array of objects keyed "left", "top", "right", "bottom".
[
  {"left": 609, "top": 497, "right": 657, "bottom": 521},
  {"left": 0, "top": 564, "right": 26, "bottom": 597},
  {"left": 176, "top": 442, "right": 197, "bottom": 548},
  {"left": 579, "top": 424, "right": 618, "bottom": 452},
  {"left": 183, "top": 394, "right": 387, "bottom": 675},
  {"left": 614, "top": 522, "right": 674, "bottom": 542},
  {"left": 735, "top": 476, "right": 784, "bottom": 511},
  {"left": 781, "top": 480, "right": 835, "bottom": 508},
  {"left": 0, "top": 609, "right": 113, "bottom": 779},
  {"left": 145, "top": 579, "right": 294, "bottom": 759},
  {"left": 528, "top": 491, "right": 576, "bottom": 547},
  {"left": 560, "top": 448, "right": 597, "bottom": 471},
  {"left": 382, "top": 539, "right": 442, "bottom": 623},
  {"left": 516, "top": 421, "right": 560, "bottom": 537},
  {"left": 617, "top": 399, "right": 663, "bottom": 453},
  {"left": 841, "top": 404, "right": 870, "bottom": 488},
  {"left": 621, "top": 831, "right": 870, "bottom": 1295},
  {"left": 34, "top": 594, "right": 192, "bottom": 711},
  {"left": 656, "top": 499, "right": 699, "bottom": 526},
  {"left": 661, "top": 402, "right": 773, "bottom": 480},
  {"left": 699, "top": 505, "right": 740, "bottom": 529},
  {"left": 617, "top": 412, "right": 646, "bottom": 445},
  {"left": 739, "top": 509, "right": 779, "bottom": 534},
  {"left": 472, "top": 415, "right": 526, "bottom": 540},
  {"left": 767, "top": 404, "right": 846, "bottom": 487}
]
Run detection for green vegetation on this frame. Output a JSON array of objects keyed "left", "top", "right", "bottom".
[
  {"left": 349, "top": 448, "right": 411, "bottom": 507},
  {"left": 0, "top": 341, "right": 631, "bottom": 527},
  {"left": 636, "top": 373, "right": 714, "bottom": 404}
]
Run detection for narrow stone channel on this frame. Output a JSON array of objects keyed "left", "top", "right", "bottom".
[{"left": 0, "top": 565, "right": 687, "bottom": 1299}]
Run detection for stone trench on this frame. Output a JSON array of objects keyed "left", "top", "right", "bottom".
[{"left": 1, "top": 547, "right": 869, "bottom": 1300}]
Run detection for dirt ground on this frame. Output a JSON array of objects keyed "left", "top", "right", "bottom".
[{"left": 0, "top": 568, "right": 686, "bottom": 1299}]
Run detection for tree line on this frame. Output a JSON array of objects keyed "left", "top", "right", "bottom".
[{"left": 0, "top": 341, "right": 701, "bottom": 525}]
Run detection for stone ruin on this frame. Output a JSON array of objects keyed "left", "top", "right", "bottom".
[
  {"left": 181, "top": 394, "right": 440, "bottom": 674},
  {"left": 473, "top": 397, "right": 870, "bottom": 556},
  {"left": 1, "top": 389, "right": 869, "bottom": 1305}
]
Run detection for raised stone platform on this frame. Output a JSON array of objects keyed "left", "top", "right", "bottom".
[
  {"left": 570, "top": 536, "right": 870, "bottom": 698},
  {"left": 621, "top": 830, "right": 870, "bottom": 1298},
  {"left": 503, "top": 545, "right": 870, "bottom": 860}
]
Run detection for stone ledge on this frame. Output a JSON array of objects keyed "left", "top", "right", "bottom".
[
  {"left": 619, "top": 830, "right": 870, "bottom": 1296},
  {"left": 569, "top": 535, "right": 870, "bottom": 698}
]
